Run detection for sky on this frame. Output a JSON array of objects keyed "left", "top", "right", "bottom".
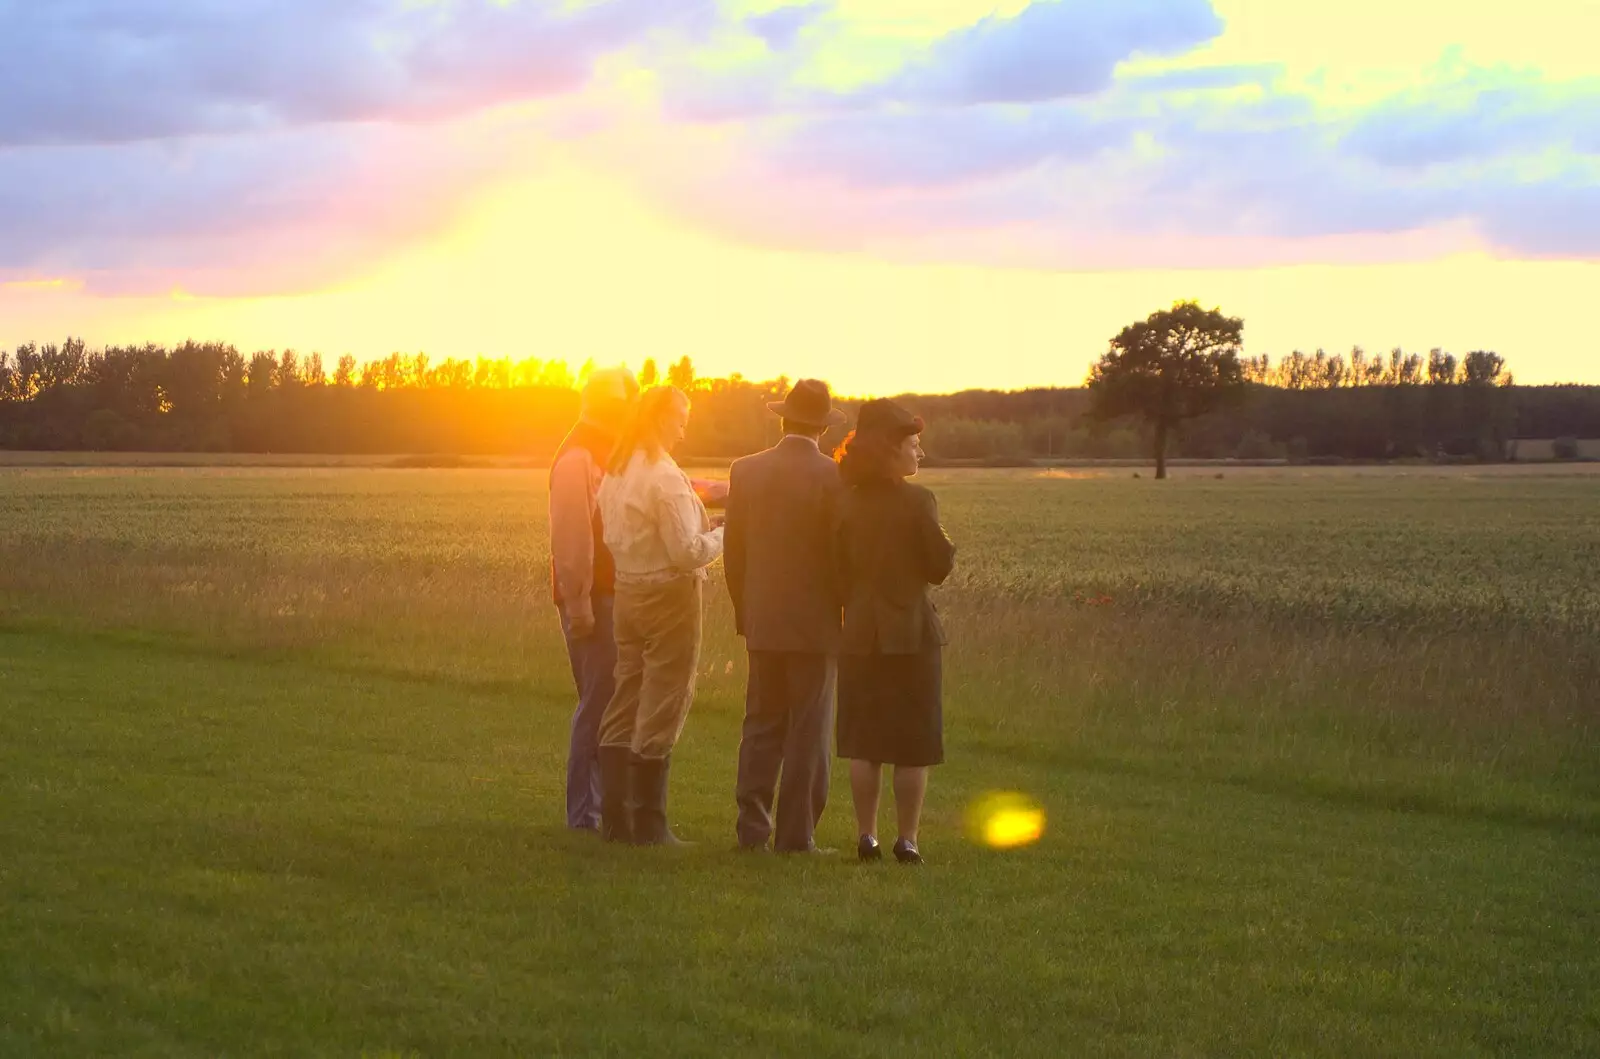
[{"left": 2, "top": 0, "right": 1598, "bottom": 395}]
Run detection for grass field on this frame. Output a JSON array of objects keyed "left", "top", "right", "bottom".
[{"left": 3, "top": 463, "right": 1598, "bottom": 1057}]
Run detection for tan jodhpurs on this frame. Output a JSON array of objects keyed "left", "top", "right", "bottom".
[{"left": 598, "top": 576, "right": 703, "bottom": 760}]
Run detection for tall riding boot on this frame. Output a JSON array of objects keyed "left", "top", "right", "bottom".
[
  {"left": 598, "top": 745, "right": 634, "bottom": 844},
  {"left": 630, "top": 753, "right": 688, "bottom": 846}
]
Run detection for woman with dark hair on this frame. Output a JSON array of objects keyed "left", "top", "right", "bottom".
[{"left": 833, "top": 399, "right": 956, "bottom": 865}]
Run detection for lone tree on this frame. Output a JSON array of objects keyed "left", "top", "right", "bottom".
[{"left": 1086, "top": 301, "right": 1246, "bottom": 479}]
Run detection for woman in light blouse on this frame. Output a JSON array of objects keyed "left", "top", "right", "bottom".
[{"left": 595, "top": 386, "right": 725, "bottom": 845}]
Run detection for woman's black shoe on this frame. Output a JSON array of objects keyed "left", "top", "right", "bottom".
[
  {"left": 892, "top": 838, "right": 923, "bottom": 865},
  {"left": 857, "top": 835, "right": 883, "bottom": 863}
]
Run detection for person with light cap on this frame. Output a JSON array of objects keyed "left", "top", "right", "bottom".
[{"left": 548, "top": 366, "right": 639, "bottom": 832}]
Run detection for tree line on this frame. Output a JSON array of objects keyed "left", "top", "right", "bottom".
[{"left": 2, "top": 335, "right": 1597, "bottom": 464}]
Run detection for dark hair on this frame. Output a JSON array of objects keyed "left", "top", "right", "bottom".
[
  {"left": 834, "top": 426, "right": 919, "bottom": 485},
  {"left": 782, "top": 417, "right": 826, "bottom": 439}
]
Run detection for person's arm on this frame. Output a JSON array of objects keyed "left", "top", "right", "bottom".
[
  {"left": 723, "top": 464, "right": 748, "bottom": 634},
  {"left": 830, "top": 484, "right": 852, "bottom": 607},
  {"left": 821, "top": 468, "right": 846, "bottom": 608},
  {"left": 691, "top": 477, "right": 730, "bottom": 509},
  {"left": 917, "top": 487, "right": 957, "bottom": 586},
  {"left": 657, "top": 468, "right": 726, "bottom": 572},
  {"left": 549, "top": 449, "right": 597, "bottom": 635}
]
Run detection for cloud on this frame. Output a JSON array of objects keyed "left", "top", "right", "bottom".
[
  {"left": 869, "top": 0, "right": 1225, "bottom": 106},
  {"left": 1474, "top": 182, "right": 1600, "bottom": 258},
  {"left": 0, "top": 0, "right": 724, "bottom": 294},
  {"left": 658, "top": 0, "right": 1227, "bottom": 123},
  {"left": 0, "top": 0, "right": 718, "bottom": 147},
  {"left": 7, "top": 0, "right": 1600, "bottom": 303},
  {"left": 1115, "top": 62, "right": 1284, "bottom": 93},
  {"left": 746, "top": 2, "right": 830, "bottom": 52},
  {"left": 652, "top": 3, "right": 842, "bottom": 124},
  {"left": 0, "top": 114, "right": 541, "bottom": 294},
  {"left": 1340, "top": 69, "right": 1600, "bottom": 168},
  {"left": 755, "top": 103, "right": 1127, "bottom": 189},
  {"left": 619, "top": 52, "right": 1600, "bottom": 265},
  {"left": 631, "top": 5, "right": 1600, "bottom": 263}
]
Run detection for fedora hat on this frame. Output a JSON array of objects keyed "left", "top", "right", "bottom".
[
  {"left": 767, "top": 378, "right": 847, "bottom": 428},
  {"left": 855, "top": 398, "right": 923, "bottom": 437}
]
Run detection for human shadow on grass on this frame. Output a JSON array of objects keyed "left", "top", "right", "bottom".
[
  {"left": 11, "top": 621, "right": 570, "bottom": 700},
  {"left": 182, "top": 817, "right": 858, "bottom": 903}
]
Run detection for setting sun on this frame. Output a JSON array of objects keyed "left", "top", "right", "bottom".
[{"left": 4, "top": 0, "right": 1599, "bottom": 393}]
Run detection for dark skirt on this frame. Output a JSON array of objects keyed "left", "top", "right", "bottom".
[{"left": 836, "top": 648, "right": 943, "bottom": 767}]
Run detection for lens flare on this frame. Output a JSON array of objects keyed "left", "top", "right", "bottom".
[{"left": 965, "top": 791, "right": 1045, "bottom": 850}]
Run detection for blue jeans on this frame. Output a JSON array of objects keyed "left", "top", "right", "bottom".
[{"left": 558, "top": 595, "right": 616, "bottom": 830}]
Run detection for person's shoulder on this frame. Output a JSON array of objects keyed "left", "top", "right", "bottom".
[
  {"left": 779, "top": 439, "right": 835, "bottom": 476},
  {"left": 731, "top": 448, "right": 771, "bottom": 476},
  {"left": 901, "top": 481, "right": 939, "bottom": 510},
  {"left": 552, "top": 446, "right": 593, "bottom": 472},
  {"left": 653, "top": 454, "right": 695, "bottom": 491},
  {"left": 615, "top": 451, "right": 660, "bottom": 489},
  {"left": 736, "top": 444, "right": 791, "bottom": 485}
]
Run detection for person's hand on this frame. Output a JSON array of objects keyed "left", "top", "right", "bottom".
[
  {"left": 693, "top": 478, "right": 730, "bottom": 507},
  {"left": 567, "top": 600, "right": 596, "bottom": 639},
  {"left": 709, "top": 514, "right": 726, "bottom": 531}
]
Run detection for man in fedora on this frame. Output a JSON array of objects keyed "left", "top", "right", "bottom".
[{"left": 724, "top": 379, "right": 848, "bottom": 853}]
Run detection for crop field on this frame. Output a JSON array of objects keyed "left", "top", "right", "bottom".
[{"left": 3, "top": 462, "right": 1598, "bottom": 1056}]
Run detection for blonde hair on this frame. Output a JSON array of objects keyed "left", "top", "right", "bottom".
[
  {"left": 608, "top": 385, "right": 689, "bottom": 475},
  {"left": 580, "top": 367, "right": 639, "bottom": 424}
]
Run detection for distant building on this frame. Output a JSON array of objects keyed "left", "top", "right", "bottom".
[{"left": 1507, "top": 438, "right": 1600, "bottom": 461}]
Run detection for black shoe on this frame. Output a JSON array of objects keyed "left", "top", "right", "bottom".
[
  {"left": 858, "top": 835, "right": 883, "bottom": 863},
  {"left": 630, "top": 754, "right": 690, "bottom": 846},
  {"left": 597, "top": 746, "right": 634, "bottom": 844},
  {"left": 892, "top": 838, "right": 923, "bottom": 865}
]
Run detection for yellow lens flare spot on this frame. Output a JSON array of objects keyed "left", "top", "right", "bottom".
[{"left": 965, "top": 792, "right": 1045, "bottom": 850}]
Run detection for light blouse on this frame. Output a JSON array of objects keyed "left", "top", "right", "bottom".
[{"left": 598, "top": 449, "right": 725, "bottom": 582}]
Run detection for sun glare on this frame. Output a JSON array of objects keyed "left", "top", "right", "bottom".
[{"left": 966, "top": 791, "right": 1046, "bottom": 850}]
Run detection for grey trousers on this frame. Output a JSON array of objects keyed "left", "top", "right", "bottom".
[
  {"left": 558, "top": 595, "right": 615, "bottom": 830},
  {"left": 735, "top": 652, "right": 836, "bottom": 852}
]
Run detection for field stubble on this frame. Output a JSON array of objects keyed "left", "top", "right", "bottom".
[
  {"left": 3, "top": 464, "right": 1600, "bottom": 1056},
  {"left": 3, "top": 466, "right": 1597, "bottom": 810}
]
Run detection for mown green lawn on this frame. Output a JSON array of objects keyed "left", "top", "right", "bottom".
[{"left": 2, "top": 465, "right": 1598, "bottom": 1056}]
